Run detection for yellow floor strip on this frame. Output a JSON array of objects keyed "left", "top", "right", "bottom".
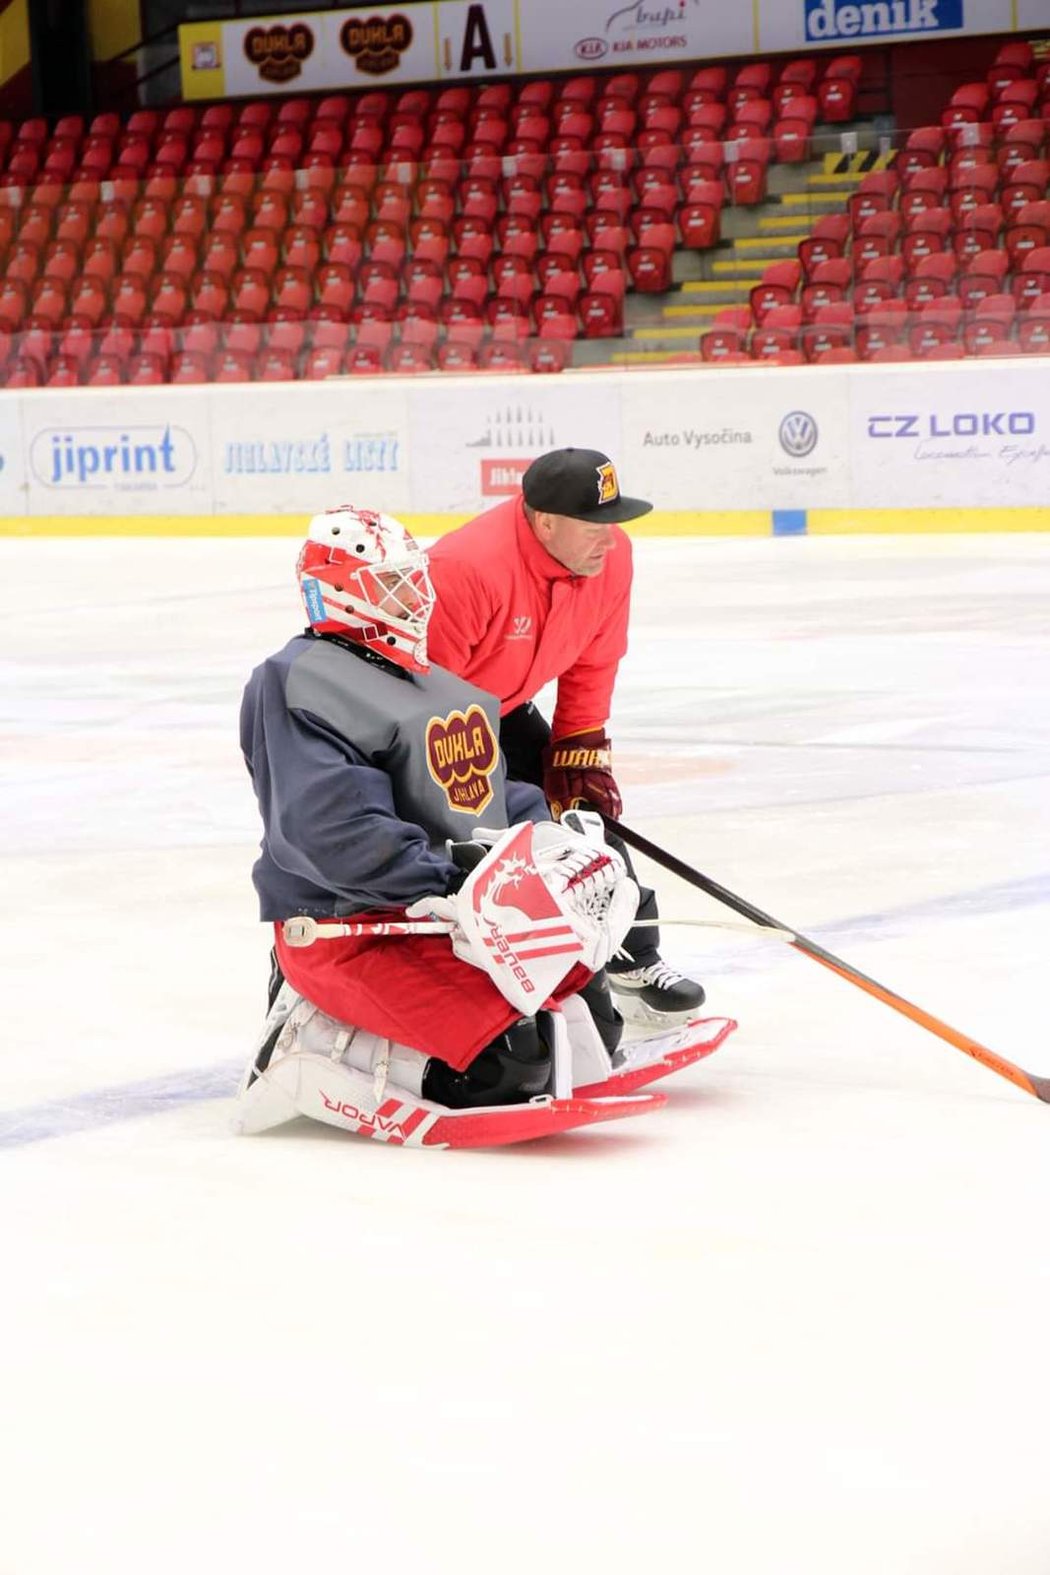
[
  {"left": 663, "top": 304, "right": 745, "bottom": 319},
  {"left": 808, "top": 508, "right": 1050, "bottom": 535},
  {"left": 680, "top": 278, "right": 760, "bottom": 294},
  {"left": 711, "top": 257, "right": 782, "bottom": 273},
  {"left": 0, "top": 513, "right": 476, "bottom": 538},
  {"left": 6, "top": 508, "right": 1048, "bottom": 538},
  {"left": 759, "top": 214, "right": 817, "bottom": 230},
  {"left": 780, "top": 191, "right": 847, "bottom": 206},
  {"left": 671, "top": 277, "right": 761, "bottom": 293},
  {"left": 806, "top": 172, "right": 864, "bottom": 187},
  {"left": 630, "top": 324, "right": 711, "bottom": 340},
  {"left": 731, "top": 234, "right": 808, "bottom": 249}
]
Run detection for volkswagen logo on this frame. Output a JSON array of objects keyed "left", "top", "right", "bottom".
[{"left": 779, "top": 411, "right": 818, "bottom": 457}]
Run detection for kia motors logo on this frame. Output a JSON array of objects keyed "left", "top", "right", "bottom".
[
  {"left": 779, "top": 411, "right": 819, "bottom": 458},
  {"left": 574, "top": 36, "right": 608, "bottom": 59}
]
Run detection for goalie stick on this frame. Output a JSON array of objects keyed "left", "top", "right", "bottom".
[
  {"left": 605, "top": 815, "right": 1050, "bottom": 1106},
  {"left": 282, "top": 916, "right": 793, "bottom": 946}
]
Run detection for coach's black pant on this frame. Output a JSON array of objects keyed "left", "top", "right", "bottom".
[{"left": 499, "top": 702, "right": 660, "bottom": 969}]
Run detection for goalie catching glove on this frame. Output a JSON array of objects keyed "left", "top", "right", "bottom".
[
  {"left": 407, "top": 820, "right": 639, "bottom": 1016},
  {"left": 542, "top": 727, "right": 622, "bottom": 821}
]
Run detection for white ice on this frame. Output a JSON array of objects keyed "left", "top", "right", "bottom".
[{"left": 2, "top": 533, "right": 1049, "bottom": 1575}]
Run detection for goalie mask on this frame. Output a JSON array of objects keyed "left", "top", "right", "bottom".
[{"left": 297, "top": 506, "right": 435, "bottom": 674}]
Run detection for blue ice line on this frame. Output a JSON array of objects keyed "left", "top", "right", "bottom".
[
  {"left": 3, "top": 873, "right": 1048, "bottom": 1151},
  {"left": 0, "top": 1062, "right": 242, "bottom": 1151}
]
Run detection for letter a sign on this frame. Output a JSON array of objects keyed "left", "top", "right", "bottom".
[{"left": 437, "top": 0, "right": 517, "bottom": 78}]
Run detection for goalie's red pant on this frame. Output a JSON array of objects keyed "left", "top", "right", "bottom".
[{"left": 275, "top": 920, "right": 592, "bottom": 1071}]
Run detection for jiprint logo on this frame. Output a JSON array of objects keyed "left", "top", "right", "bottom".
[
  {"left": 31, "top": 426, "right": 196, "bottom": 489},
  {"left": 425, "top": 705, "right": 498, "bottom": 816},
  {"left": 804, "top": 0, "right": 963, "bottom": 41},
  {"left": 243, "top": 23, "right": 313, "bottom": 84},
  {"left": 779, "top": 412, "right": 819, "bottom": 459}
]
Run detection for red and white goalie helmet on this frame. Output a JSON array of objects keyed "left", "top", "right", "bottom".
[{"left": 296, "top": 505, "right": 435, "bottom": 674}]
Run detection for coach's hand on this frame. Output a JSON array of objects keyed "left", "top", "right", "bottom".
[{"left": 542, "top": 728, "right": 623, "bottom": 821}]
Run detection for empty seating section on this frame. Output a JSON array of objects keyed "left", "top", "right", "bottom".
[
  {"left": 701, "top": 40, "right": 1050, "bottom": 365},
  {"left": 0, "top": 54, "right": 857, "bottom": 384}
]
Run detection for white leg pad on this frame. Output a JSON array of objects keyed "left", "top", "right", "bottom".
[
  {"left": 233, "top": 997, "right": 430, "bottom": 1136},
  {"left": 558, "top": 992, "right": 615, "bottom": 1090}
]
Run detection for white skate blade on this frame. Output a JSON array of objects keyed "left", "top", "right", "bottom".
[{"left": 576, "top": 1016, "right": 737, "bottom": 1098}]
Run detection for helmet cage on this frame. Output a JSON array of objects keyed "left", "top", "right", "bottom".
[{"left": 297, "top": 515, "right": 435, "bottom": 673}]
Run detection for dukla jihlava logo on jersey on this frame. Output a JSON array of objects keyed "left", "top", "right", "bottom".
[
  {"left": 596, "top": 460, "right": 619, "bottom": 505},
  {"left": 425, "top": 705, "right": 498, "bottom": 816}
]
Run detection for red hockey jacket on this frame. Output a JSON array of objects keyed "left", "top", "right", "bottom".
[{"left": 426, "top": 495, "right": 633, "bottom": 739}]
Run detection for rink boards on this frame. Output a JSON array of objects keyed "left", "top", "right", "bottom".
[{"left": 1, "top": 357, "right": 1048, "bottom": 536}]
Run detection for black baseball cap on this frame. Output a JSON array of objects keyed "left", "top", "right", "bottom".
[{"left": 522, "top": 447, "right": 653, "bottom": 525}]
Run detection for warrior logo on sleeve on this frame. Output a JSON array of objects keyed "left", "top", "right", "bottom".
[{"left": 425, "top": 705, "right": 498, "bottom": 816}]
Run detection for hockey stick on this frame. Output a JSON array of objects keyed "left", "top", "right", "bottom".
[
  {"left": 604, "top": 815, "right": 1050, "bottom": 1105},
  {"left": 283, "top": 915, "right": 794, "bottom": 948}
]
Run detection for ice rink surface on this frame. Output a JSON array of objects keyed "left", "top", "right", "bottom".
[{"left": 2, "top": 532, "right": 1049, "bottom": 1575}]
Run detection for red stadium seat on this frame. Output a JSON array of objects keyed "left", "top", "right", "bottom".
[
  {"left": 86, "top": 354, "right": 126, "bottom": 386},
  {"left": 577, "top": 290, "right": 623, "bottom": 338},
  {"left": 751, "top": 259, "right": 802, "bottom": 320},
  {"left": 958, "top": 250, "right": 1010, "bottom": 307},
  {"left": 385, "top": 341, "right": 433, "bottom": 374},
  {"left": 904, "top": 253, "right": 957, "bottom": 308},
  {"left": 439, "top": 298, "right": 485, "bottom": 349},
  {"left": 212, "top": 350, "right": 254, "bottom": 383},
  {"left": 478, "top": 341, "right": 526, "bottom": 371},
  {"left": 254, "top": 349, "right": 296, "bottom": 382},
  {"left": 799, "top": 258, "right": 850, "bottom": 316},
  {"left": 700, "top": 326, "right": 748, "bottom": 362},
  {"left": 725, "top": 141, "right": 771, "bottom": 205},
  {"left": 818, "top": 74, "right": 858, "bottom": 123},
  {"left": 170, "top": 351, "right": 211, "bottom": 384},
  {"left": 396, "top": 301, "right": 440, "bottom": 352},
  {"left": 679, "top": 201, "right": 722, "bottom": 249},
  {"left": 125, "top": 352, "right": 167, "bottom": 386},
  {"left": 324, "top": 224, "right": 364, "bottom": 271},
  {"left": 1013, "top": 246, "right": 1050, "bottom": 306},
  {"left": 854, "top": 210, "right": 903, "bottom": 268}
]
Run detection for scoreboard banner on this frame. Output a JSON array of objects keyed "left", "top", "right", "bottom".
[{"left": 179, "top": 0, "right": 1037, "bottom": 101}]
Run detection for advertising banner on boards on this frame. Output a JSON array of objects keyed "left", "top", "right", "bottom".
[
  {"left": 849, "top": 362, "right": 1050, "bottom": 509},
  {"left": 209, "top": 382, "right": 411, "bottom": 516},
  {"left": 758, "top": 0, "right": 1015, "bottom": 52},
  {"left": 180, "top": 0, "right": 1032, "bottom": 99},
  {"left": 406, "top": 375, "right": 622, "bottom": 515},
  {"left": 620, "top": 368, "right": 852, "bottom": 511},
  {"left": 0, "top": 396, "right": 25, "bottom": 517},
  {"left": 21, "top": 389, "right": 214, "bottom": 517}
]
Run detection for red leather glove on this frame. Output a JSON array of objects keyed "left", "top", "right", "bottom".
[{"left": 541, "top": 728, "right": 623, "bottom": 821}]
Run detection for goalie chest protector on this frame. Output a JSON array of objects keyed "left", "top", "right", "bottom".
[{"left": 285, "top": 636, "right": 509, "bottom": 845}]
